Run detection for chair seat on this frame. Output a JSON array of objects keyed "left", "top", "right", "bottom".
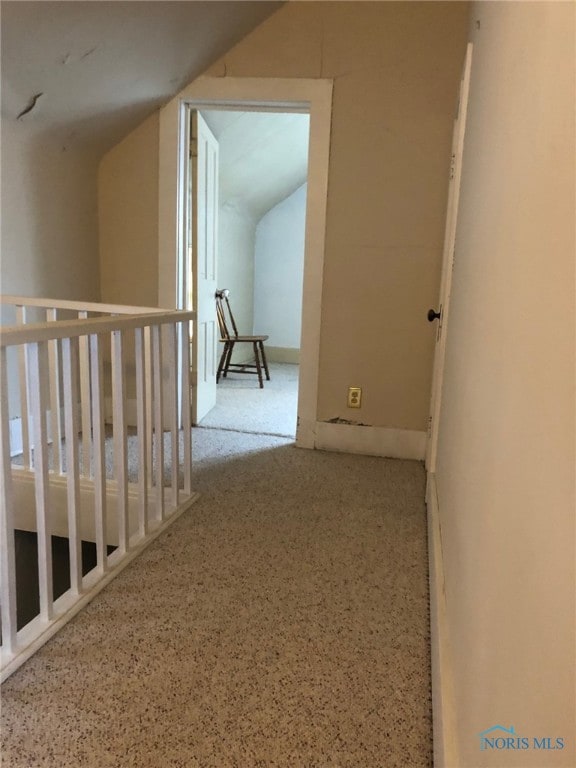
[{"left": 219, "top": 334, "right": 268, "bottom": 343}]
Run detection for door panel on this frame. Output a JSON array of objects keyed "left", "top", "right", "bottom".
[
  {"left": 426, "top": 43, "right": 473, "bottom": 471},
  {"left": 190, "top": 111, "right": 219, "bottom": 424}
]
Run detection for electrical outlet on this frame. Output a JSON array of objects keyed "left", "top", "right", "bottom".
[{"left": 347, "top": 386, "right": 362, "bottom": 408}]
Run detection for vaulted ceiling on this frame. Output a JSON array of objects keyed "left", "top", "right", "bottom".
[
  {"left": 1, "top": 1, "right": 283, "bottom": 155},
  {"left": 202, "top": 109, "right": 310, "bottom": 221}
]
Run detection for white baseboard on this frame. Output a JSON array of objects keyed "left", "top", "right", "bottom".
[
  {"left": 13, "top": 469, "right": 140, "bottom": 546},
  {"left": 314, "top": 421, "right": 426, "bottom": 460},
  {"left": 427, "top": 472, "right": 459, "bottom": 768},
  {"left": 265, "top": 346, "right": 300, "bottom": 365}
]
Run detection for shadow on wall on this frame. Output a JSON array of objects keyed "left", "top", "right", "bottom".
[{"left": 1, "top": 120, "right": 101, "bottom": 301}]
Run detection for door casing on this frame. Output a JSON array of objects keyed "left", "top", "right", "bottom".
[{"left": 158, "top": 77, "right": 333, "bottom": 448}]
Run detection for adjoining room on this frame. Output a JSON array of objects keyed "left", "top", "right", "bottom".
[{"left": 194, "top": 110, "right": 309, "bottom": 438}]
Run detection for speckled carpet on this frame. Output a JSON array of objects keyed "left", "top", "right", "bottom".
[
  {"left": 1, "top": 429, "right": 432, "bottom": 767},
  {"left": 199, "top": 362, "right": 299, "bottom": 438}
]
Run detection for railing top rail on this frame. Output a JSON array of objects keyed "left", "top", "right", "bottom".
[
  {"left": 1, "top": 295, "right": 169, "bottom": 316},
  {"left": 0, "top": 310, "right": 196, "bottom": 348}
]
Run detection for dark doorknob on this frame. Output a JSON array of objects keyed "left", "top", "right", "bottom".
[{"left": 427, "top": 309, "right": 441, "bottom": 322}]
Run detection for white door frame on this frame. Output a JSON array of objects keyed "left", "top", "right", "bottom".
[{"left": 158, "top": 77, "right": 333, "bottom": 448}]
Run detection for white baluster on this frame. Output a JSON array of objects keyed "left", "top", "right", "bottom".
[
  {"left": 134, "top": 327, "right": 148, "bottom": 538},
  {"left": 16, "top": 306, "right": 30, "bottom": 468},
  {"left": 78, "top": 312, "right": 92, "bottom": 478},
  {"left": 46, "top": 308, "right": 63, "bottom": 474},
  {"left": 27, "top": 341, "right": 54, "bottom": 621},
  {"left": 164, "top": 324, "right": 179, "bottom": 510},
  {"left": 144, "top": 326, "right": 153, "bottom": 496},
  {"left": 111, "top": 329, "right": 128, "bottom": 554},
  {"left": 0, "top": 348, "right": 18, "bottom": 653},
  {"left": 152, "top": 325, "right": 164, "bottom": 521},
  {"left": 89, "top": 334, "right": 107, "bottom": 572},
  {"left": 181, "top": 321, "right": 192, "bottom": 495},
  {"left": 61, "top": 337, "right": 82, "bottom": 595}
]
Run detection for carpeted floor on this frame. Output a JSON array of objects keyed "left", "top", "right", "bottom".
[
  {"left": 1, "top": 429, "right": 432, "bottom": 767},
  {"left": 199, "top": 362, "right": 299, "bottom": 438}
]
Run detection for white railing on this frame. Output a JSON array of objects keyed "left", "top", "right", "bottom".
[{"left": 0, "top": 296, "right": 196, "bottom": 680}]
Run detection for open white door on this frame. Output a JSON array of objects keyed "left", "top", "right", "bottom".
[
  {"left": 189, "top": 111, "right": 219, "bottom": 424},
  {"left": 426, "top": 43, "right": 473, "bottom": 472}
]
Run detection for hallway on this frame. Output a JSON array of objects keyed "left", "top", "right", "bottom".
[{"left": 1, "top": 429, "right": 431, "bottom": 767}]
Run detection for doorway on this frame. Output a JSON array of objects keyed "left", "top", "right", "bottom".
[
  {"left": 157, "top": 77, "right": 333, "bottom": 449},
  {"left": 189, "top": 108, "right": 310, "bottom": 437}
]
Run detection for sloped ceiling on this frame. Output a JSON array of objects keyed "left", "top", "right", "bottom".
[
  {"left": 202, "top": 109, "right": 309, "bottom": 220},
  {"left": 0, "top": 1, "right": 282, "bottom": 155}
]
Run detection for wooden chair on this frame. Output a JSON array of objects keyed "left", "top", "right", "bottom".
[{"left": 215, "top": 289, "right": 270, "bottom": 388}]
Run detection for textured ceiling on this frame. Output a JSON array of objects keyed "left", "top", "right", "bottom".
[
  {"left": 202, "top": 109, "right": 310, "bottom": 220},
  {"left": 1, "top": 1, "right": 282, "bottom": 155}
]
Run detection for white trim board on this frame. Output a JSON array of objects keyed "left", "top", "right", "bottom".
[
  {"left": 12, "top": 469, "right": 146, "bottom": 546},
  {"left": 314, "top": 422, "right": 426, "bottom": 461},
  {"left": 426, "top": 472, "right": 459, "bottom": 768}
]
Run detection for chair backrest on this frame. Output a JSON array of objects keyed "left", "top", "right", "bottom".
[{"left": 215, "top": 289, "right": 239, "bottom": 340}]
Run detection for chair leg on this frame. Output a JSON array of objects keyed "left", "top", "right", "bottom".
[
  {"left": 253, "top": 341, "right": 264, "bottom": 388},
  {"left": 223, "top": 341, "right": 234, "bottom": 378},
  {"left": 259, "top": 341, "right": 270, "bottom": 381},
  {"left": 217, "top": 342, "right": 229, "bottom": 383}
]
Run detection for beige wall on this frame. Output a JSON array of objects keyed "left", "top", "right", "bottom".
[
  {"left": 1, "top": 120, "right": 100, "bottom": 302},
  {"left": 99, "top": 1, "right": 468, "bottom": 432},
  {"left": 1, "top": 122, "right": 101, "bottom": 419},
  {"left": 207, "top": 1, "right": 468, "bottom": 430},
  {"left": 435, "top": 2, "right": 575, "bottom": 765},
  {"left": 98, "top": 112, "right": 160, "bottom": 307}
]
